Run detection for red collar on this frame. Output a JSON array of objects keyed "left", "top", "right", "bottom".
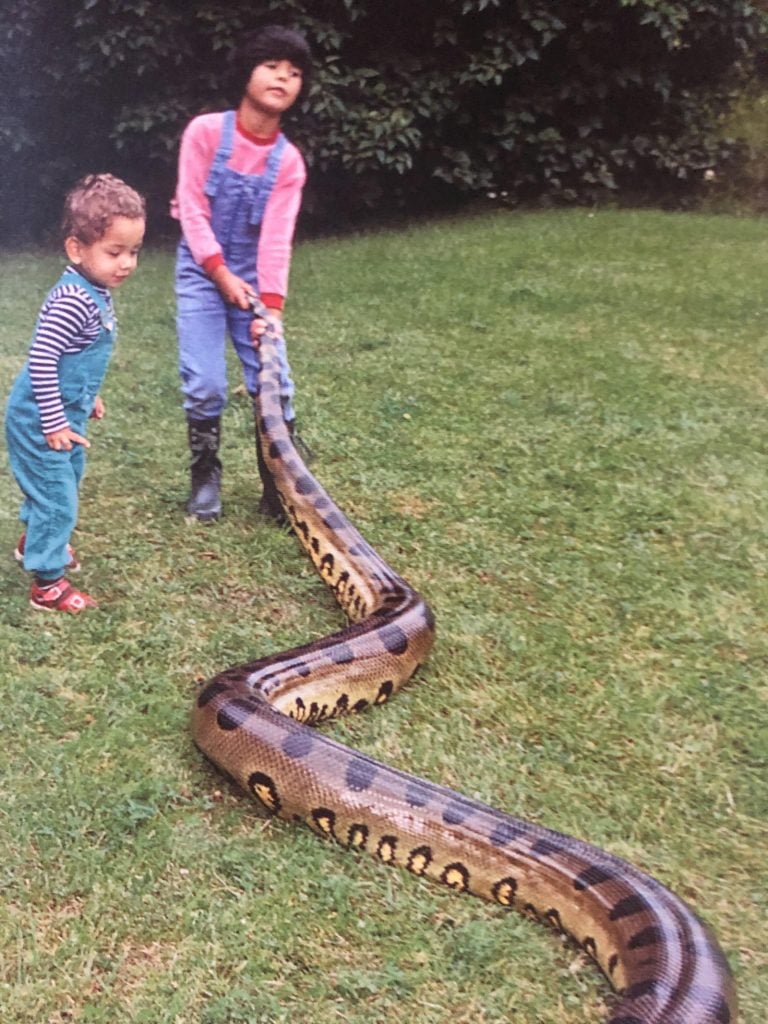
[{"left": 235, "top": 113, "right": 279, "bottom": 145}]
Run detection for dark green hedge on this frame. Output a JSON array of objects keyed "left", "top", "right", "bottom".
[{"left": 1, "top": 0, "right": 765, "bottom": 240}]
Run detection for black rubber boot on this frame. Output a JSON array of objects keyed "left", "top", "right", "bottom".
[{"left": 186, "top": 416, "right": 222, "bottom": 521}]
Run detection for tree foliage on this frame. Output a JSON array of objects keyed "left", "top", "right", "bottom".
[{"left": 1, "top": 0, "right": 765, "bottom": 240}]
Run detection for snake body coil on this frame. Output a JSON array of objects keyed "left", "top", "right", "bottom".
[{"left": 191, "top": 332, "right": 737, "bottom": 1023}]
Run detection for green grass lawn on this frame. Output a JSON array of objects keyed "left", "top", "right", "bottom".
[{"left": 0, "top": 208, "right": 765, "bottom": 1024}]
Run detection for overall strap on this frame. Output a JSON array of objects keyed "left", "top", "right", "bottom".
[
  {"left": 249, "top": 133, "right": 288, "bottom": 225},
  {"left": 204, "top": 110, "right": 237, "bottom": 199},
  {"left": 54, "top": 269, "right": 117, "bottom": 346},
  {"left": 57, "top": 268, "right": 113, "bottom": 330}
]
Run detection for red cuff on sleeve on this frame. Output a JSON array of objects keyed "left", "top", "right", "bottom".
[
  {"left": 259, "top": 292, "right": 284, "bottom": 311},
  {"left": 202, "top": 253, "right": 225, "bottom": 276}
]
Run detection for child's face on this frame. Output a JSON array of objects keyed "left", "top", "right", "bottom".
[
  {"left": 244, "top": 59, "right": 303, "bottom": 117},
  {"left": 65, "top": 216, "right": 145, "bottom": 290}
]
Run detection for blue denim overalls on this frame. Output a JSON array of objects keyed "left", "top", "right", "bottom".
[
  {"left": 175, "top": 110, "right": 296, "bottom": 422},
  {"left": 4, "top": 269, "right": 116, "bottom": 581}
]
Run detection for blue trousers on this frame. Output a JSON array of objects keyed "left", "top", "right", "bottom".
[{"left": 6, "top": 372, "right": 87, "bottom": 581}]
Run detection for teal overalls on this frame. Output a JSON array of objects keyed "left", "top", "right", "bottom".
[
  {"left": 4, "top": 269, "right": 116, "bottom": 581},
  {"left": 175, "top": 110, "right": 296, "bottom": 422}
]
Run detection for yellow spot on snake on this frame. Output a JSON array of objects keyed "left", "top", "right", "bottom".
[
  {"left": 348, "top": 825, "right": 368, "bottom": 849},
  {"left": 493, "top": 880, "right": 516, "bottom": 906},
  {"left": 311, "top": 808, "right": 336, "bottom": 836},
  {"left": 247, "top": 772, "right": 281, "bottom": 815},
  {"left": 441, "top": 863, "right": 470, "bottom": 891},
  {"left": 254, "top": 783, "right": 276, "bottom": 811},
  {"left": 408, "top": 851, "right": 430, "bottom": 875},
  {"left": 377, "top": 836, "right": 397, "bottom": 862}
]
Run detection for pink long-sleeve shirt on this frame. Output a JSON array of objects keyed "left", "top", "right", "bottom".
[{"left": 171, "top": 111, "right": 306, "bottom": 310}]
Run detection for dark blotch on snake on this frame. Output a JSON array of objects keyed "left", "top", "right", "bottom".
[
  {"left": 216, "top": 698, "right": 259, "bottom": 731},
  {"left": 269, "top": 438, "right": 293, "bottom": 458},
  {"left": 711, "top": 994, "right": 733, "bottom": 1024},
  {"left": 624, "top": 978, "right": 673, "bottom": 1001},
  {"left": 323, "top": 511, "right": 346, "bottom": 530},
  {"left": 197, "top": 680, "right": 230, "bottom": 707},
  {"left": 609, "top": 894, "right": 650, "bottom": 921},
  {"left": 574, "top": 864, "right": 615, "bottom": 891},
  {"left": 489, "top": 821, "right": 527, "bottom": 847},
  {"left": 330, "top": 643, "right": 354, "bottom": 665},
  {"left": 627, "top": 926, "right": 663, "bottom": 950},
  {"left": 295, "top": 474, "right": 318, "bottom": 495},
  {"left": 348, "top": 542, "right": 372, "bottom": 557},
  {"left": 442, "top": 799, "right": 473, "bottom": 826},
  {"left": 281, "top": 730, "right": 315, "bottom": 759},
  {"left": 379, "top": 623, "right": 409, "bottom": 655},
  {"left": 531, "top": 836, "right": 565, "bottom": 858},
  {"left": 345, "top": 757, "right": 378, "bottom": 792},
  {"left": 405, "top": 781, "right": 432, "bottom": 808}
]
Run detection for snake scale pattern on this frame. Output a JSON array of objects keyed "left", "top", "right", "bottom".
[{"left": 191, "top": 329, "right": 737, "bottom": 1023}]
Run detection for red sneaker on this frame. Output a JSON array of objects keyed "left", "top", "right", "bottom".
[
  {"left": 14, "top": 533, "right": 81, "bottom": 573},
  {"left": 29, "top": 578, "right": 97, "bottom": 614}
]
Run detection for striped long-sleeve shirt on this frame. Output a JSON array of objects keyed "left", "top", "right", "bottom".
[{"left": 28, "top": 268, "right": 114, "bottom": 434}]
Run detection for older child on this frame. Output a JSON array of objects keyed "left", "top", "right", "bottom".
[
  {"left": 171, "top": 24, "right": 312, "bottom": 522},
  {"left": 5, "top": 173, "right": 145, "bottom": 613}
]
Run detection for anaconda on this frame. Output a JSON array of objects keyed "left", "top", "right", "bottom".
[{"left": 191, "top": 325, "right": 736, "bottom": 1024}]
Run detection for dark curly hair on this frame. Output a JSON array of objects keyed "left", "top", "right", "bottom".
[
  {"left": 62, "top": 173, "right": 145, "bottom": 243},
  {"left": 229, "top": 24, "right": 314, "bottom": 100}
]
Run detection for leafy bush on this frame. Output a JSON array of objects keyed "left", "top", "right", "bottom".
[{"left": 1, "top": 0, "right": 765, "bottom": 240}]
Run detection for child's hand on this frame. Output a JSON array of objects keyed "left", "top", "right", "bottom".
[
  {"left": 250, "top": 316, "right": 267, "bottom": 347},
  {"left": 90, "top": 396, "right": 105, "bottom": 420},
  {"left": 210, "top": 265, "right": 255, "bottom": 309},
  {"left": 249, "top": 309, "right": 281, "bottom": 348},
  {"left": 45, "top": 427, "right": 90, "bottom": 451}
]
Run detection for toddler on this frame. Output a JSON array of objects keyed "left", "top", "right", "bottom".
[{"left": 5, "top": 173, "right": 145, "bottom": 613}]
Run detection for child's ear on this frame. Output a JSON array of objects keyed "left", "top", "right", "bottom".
[{"left": 64, "top": 235, "right": 83, "bottom": 264}]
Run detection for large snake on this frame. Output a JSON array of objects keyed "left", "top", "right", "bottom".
[{"left": 191, "top": 326, "right": 737, "bottom": 1023}]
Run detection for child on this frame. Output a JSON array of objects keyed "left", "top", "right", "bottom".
[
  {"left": 5, "top": 173, "right": 146, "bottom": 613},
  {"left": 171, "top": 24, "right": 313, "bottom": 522}
]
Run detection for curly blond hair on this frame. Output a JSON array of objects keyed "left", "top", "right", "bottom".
[{"left": 62, "top": 173, "right": 145, "bottom": 243}]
